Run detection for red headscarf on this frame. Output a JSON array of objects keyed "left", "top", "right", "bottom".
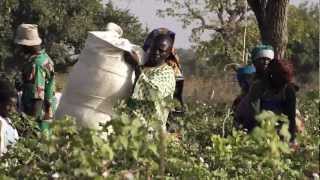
[{"left": 268, "top": 59, "right": 294, "bottom": 89}]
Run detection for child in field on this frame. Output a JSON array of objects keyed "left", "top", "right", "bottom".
[{"left": 0, "top": 80, "right": 19, "bottom": 155}]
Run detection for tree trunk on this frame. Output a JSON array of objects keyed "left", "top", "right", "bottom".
[{"left": 248, "top": 0, "right": 289, "bottom": 59}]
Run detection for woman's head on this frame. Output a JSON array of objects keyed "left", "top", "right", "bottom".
[
  {"left": 0, "top": 80, "right": 17, "bottom": 117},
  {"left": 145, "top": 34, "right": 173, "bottom": 67},
  {"left": 15, "top": 44, "right": 41, "bottom": 56},
  {"left": 251, "top": 44, "right": 274, "bottom": 74},
  {"left": 236, "top": 65, "right": 256, "bottom": 93}
]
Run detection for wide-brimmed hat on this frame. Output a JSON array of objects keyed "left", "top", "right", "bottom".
[{"left": 14, "top": 24, "right": 42, "bottom": 46}]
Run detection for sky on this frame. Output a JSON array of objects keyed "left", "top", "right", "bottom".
[{"left": 110, "top": 0, "right": 318, "bottom": 48}]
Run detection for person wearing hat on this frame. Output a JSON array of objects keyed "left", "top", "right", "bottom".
[
  {"left": 237, "top": 45, "right": 299, "bottom": 147},
  {"left": 231, "top": 65, "right": 256, "bottom": 128},
  {"left": 261, "top": 59, "right": 299, "bottom": 147},
  {"left": 247, "top": 44, "right": 275, "bottom": 114},
  {"left": 234, "top": 44, "right": 274, "bottom": 131},
  {"left": 14, "top": 24, "right": 56, "bottom": 131}
]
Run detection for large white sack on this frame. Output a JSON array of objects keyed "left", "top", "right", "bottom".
[{"left": 55, "top": 30, "right": 144, "bottom": 129}]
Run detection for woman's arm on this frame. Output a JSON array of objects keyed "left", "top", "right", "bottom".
[{"left": 284, "top": 84, "right": 297, "bottom": 142}]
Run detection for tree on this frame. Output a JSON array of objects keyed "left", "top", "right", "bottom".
[
  {"left": 159, "top": 0, "right": 292, "bottom": 60},
  {"left": 158, "top": 0, "right": 250, "bottom": 62},
  {"left": 0, "top": 0, "right": 147, "bottom": 73},
  {"left": 247, "top": 0, "right": 290, "bottom": 58},
  {"left": 158, "top": 0, "right": 262, "bottom": 70},
  {"left": 287, "top": 2, "right": 319, "bottom": 83}
]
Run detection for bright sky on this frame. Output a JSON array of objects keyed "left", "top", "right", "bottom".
[{"left": 110, "top": 0, "right": 318, "bottom": 48}]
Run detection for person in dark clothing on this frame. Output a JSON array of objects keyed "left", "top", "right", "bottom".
[
  {"left": 262, "top": 59, "right": 298, "bottom": 143},
  {"left": 232, "top": 65, "right": 256, "bottom": 128},
  {"left": 236, "top": 45, "right": 298, "bottom": 146},
  {"left": 235, "top": 44, "right": 275, "bottom": 131}
]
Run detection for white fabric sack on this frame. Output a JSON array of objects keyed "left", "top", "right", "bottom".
[{"left": 55, "top": 27, "right": 144, "bottom": 129}]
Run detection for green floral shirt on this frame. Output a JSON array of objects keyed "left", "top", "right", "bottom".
[
  {"left": 131, "top": 64, "right": 176, "bottom": 128},
  {"left": 21, "top": 50, "right": 56, "bottom": 118}
]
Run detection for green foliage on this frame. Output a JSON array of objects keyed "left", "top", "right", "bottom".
[
  {"left": 0, "top": 116, "right": 112, "bottom": 178},
  {"left": 100, "top": 101, "right": 161, "bottom": 177},
  {"left": 158, "top": 0, "right": 260, "bottom": 71},
  {"left": 287, "top": 3, "right": 319, "bottom": 83},
  {"left": 159, "top": 1, "right": 318, "bottom": 82},
  {"left": 9, "top": 113, "right": 40, "bottom": 138},
  {"left": 0, "top": 91, "right": 319, "bottom": 179}
]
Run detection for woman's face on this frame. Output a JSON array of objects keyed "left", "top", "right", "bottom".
[
  {"left": 0, "top": 97, "right": 17, "bottom": 118},
  {"left": 253, "top": 57, "right": 272, "bottom": 74},
  {"left": 146, "top": 37, "right": 172, "bottom": 67}
]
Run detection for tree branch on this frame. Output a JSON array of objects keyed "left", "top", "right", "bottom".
[{"left": 184, "top": 2, "right": 224, "bottom": 33}]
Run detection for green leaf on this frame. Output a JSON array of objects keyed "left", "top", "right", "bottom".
[
  {"left": 119, "top": 137, "right": 128, "bottom": 150},
  {"left": 148, "top": 144, "right": 159, "bottom": 157},
  {"left": 132, "top": 150, "right": 138, "bottom": 160}
]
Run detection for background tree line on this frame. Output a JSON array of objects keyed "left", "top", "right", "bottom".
[
  {"left": 0, "top": 0, "right": 318, "bottom": 86},
  {"left": 0, "top": 0, "right": 147, "bottom": 75},
  {"left": 161, "top": 1, "right": 319, "bottom": 84}
]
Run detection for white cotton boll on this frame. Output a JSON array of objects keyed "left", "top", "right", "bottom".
[
  {"left": 204, "top": 163, "right": 209, "bottom": 168},
  {"left": 102, "top": 171, "right": 109, "bottom": 177},
  {"left": 107, "top": 125, "right": 114, "bottom": 135},
  {"left": 148, "top": 127, "right": 155, "bottom": 132},
  {"left": 121, "top": 171, "right": 134, "bottom": 180},
  {"left": 52, "top": 172, "right": 60, "bottom": 179},
  {"left": 100, "top": 132, "right": 109, "bottom": 141},
  {"left": 199, "top": 157, "right": 204, "bottom": 163}
]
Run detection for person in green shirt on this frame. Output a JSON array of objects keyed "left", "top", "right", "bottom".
[
  {"left": 14, "top": 24, "right": 56, "bottom": 131},
  {"left": 126, "top": 33, "right": 176, "bottom": 177},
  {"left": 127, "top": 33, "right": 176, "bottom": 130}
]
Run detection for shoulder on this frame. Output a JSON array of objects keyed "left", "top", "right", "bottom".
[
  {"left": 284, "top": 83, "right": 297, "bottom": 92},
  {"left": 0, "top": 116, "right": 8, "bottom": 128},
  {"left": 283, "top": 83, "right": 297, "bottom": 99},
  {"left": 33, "top": 51, "right": 53, "bottom": 66},
  {"left": 162, "top": 64, "right": 175, "bottom": 74}
]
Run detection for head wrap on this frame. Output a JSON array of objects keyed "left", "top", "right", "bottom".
[
  {"left": 237, "top": 65, "right": 256, "bottom": 75},
  {"left": 143, "top": 28, "right": 183, "bottom": 78},
  {"left": 236, "top": 65, "right": 256, "bottom": 93},
  {"left": 251, "top": 44, "right": 274, "bottom": 61},
  {"left": 143, "top": 28, "right": 175, "bottom": 52}
]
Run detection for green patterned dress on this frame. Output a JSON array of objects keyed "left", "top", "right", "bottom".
[
  {"left": 21, "top": 50, "right": 56, "bottom": 120},
  {"left": 130, "top": 64, "right": 176, "bottom": 129}
]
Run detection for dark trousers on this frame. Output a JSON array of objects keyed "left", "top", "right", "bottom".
[{"left": 23, "top": 100, "right": 43, "bottom": 121}]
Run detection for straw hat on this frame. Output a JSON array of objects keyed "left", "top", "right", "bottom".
[{"left": 14, "top": 24, "right": 42, "bottom": 46}]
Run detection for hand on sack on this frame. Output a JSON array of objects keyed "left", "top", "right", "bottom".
[{"left": 124, "top": 50, "right": 139, "bottom": 67}]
